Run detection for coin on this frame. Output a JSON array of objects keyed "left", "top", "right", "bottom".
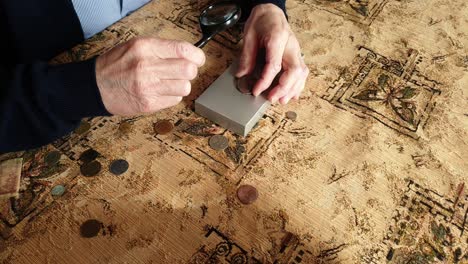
[
  {"left": 285, "top": 111, "right": 297, "bottom": 121},
  {"left": 235, "top": 75, "right": 255, "bottom": 95},
  {"left": 79, "top": 149, "right": 99, "bottom": 163},
  {"left": 51, "top": 185, "right": 66, "bottom": 196},
  {"left": 80, "top": 219, "right": 102, "bottom": 238},
  {"left": 236, "top": 185, "right": 258, "bottom": 204},
  {"left": 119, "top": 121, "right": 132, "bottom": 134},
  {"left": 80, "top": 160, "right": 102, "bottom": 177},
  {"left": 75, "top": 121, "right": 91, "bottom": 135},
  {"left": 44, "top": 151, "right": 61, "bottom": 166},
  {"left": 208, "top": 135, "right": 229, "bottom": 151},
  {"left": 154, "top": 120, "right": 174, "bottom": 135},
  {"left": 109, "top": 159, "right": 129, "bottom": 175}
]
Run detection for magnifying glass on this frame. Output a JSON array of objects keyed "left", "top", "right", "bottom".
[{"left": 194, "top": 2, "right": 242, "bottom": 48}]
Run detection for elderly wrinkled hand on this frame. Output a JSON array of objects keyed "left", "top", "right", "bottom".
[
  {"left": 96, "top": 38, "right": 205, "bottom": 116},
  {"left": 236, "top": 4, "right": 309, "bottom": 104}
]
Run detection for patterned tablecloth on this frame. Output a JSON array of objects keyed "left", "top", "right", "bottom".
[{"left": 1, "top": 0, "right": 467, "bottom": 263}]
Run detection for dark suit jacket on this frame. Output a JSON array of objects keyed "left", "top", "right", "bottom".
[{"left": 0, "top": 0, "right": 286, "bottom": 153}]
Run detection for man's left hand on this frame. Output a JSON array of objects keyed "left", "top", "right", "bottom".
[{"left": 236, "top": 4, "right": 309, "bottom": 104}]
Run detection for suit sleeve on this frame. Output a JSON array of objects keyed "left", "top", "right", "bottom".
[
  {"left": 239, "top": 0, "right": 287, "bottom": 21},
  {"left": 0, "top": 58, "right": 110, "bottom": 153}
]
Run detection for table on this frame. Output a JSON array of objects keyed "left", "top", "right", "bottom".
[{"left": 1, "top": 0, "right": 467, "bottom": 262}]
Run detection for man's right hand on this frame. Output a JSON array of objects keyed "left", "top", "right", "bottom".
[{"left": 95, "top": 37, "right": 205, "bottom": 116}]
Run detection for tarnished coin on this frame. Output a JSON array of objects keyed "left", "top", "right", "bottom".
[
  {"left": 118, "top": 121, "right": 132, "bottom": 134},
  {"left": 235, "top": 75, "right": 255, "bottom": 95},
  {"left": 285, "top": 111, "right": 297, "bottom": 121},
  {"left": 154, "top": 120, "right": 174, "bottom": 135},
  {"left": 208, "top": 135, "right": 229, "bottom": 151},
  {"left": 109, "top": 159, "right": 129, "bottom": 175},
  {"left": 79, "top": 148, "right": 99, "bottom": 163},
  {"left": 80, "top": 160, "right": 102, "bottom": 177},
  {"left": 80, "top": 219, "right": 102, "bottom": 238},
  {"left": 51, "top": 185, "right": 66, "bottom": 197},
  {"left": 75, "top": 121, "right": 91, "bottom": 135},
  {"left": 44, "top": 151, "right": 61, "bottom": 166},
  {"left": 236, "top": 185, "right": 258, "bottom": 205}
]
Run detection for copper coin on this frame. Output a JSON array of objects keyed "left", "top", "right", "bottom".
[
  {"left": 154, "top": 120, "right": 174, "bottom": 135},
  {"left": 44, "top": 151, "right": 61, "bottom": 166},
  {"left": 109, "top": 159, "right": 129, "bottom": 175},
  {"left": 236, "top": 185, "right": 258, "bottom": 205},
  {"left": 285, "top": 111, "right": 297, "bottom": 121},
  {"left": 80, "top": 219, "right": 102, "bottom": 238},
  {"left": 80, "top": 160, "right": 102, "bottom": 177},
  {"left": 79, "top": 148, "right": 99, "bottom": 163},
  {"left": 208, "top": 135, "right": 229, "bottom": 151}
]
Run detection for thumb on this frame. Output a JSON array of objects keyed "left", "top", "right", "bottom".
[{"left": 236, "top": 33, "right": 258, "bottom": 77}]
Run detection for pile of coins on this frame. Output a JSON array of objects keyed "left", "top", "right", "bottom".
[{"left": 79, "top": 149, "right": 102, "bottom": 177}]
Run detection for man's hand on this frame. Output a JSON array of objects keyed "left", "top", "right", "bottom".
[
  {"left": 236, "top": 4, "right": 309, "bottom": 104},
  {"left": 96, "top": 37, "right": 205, "bottom": 116}
]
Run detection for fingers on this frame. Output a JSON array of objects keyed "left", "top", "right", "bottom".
[
  {"left": 138, "top": 96, "right": 183, "bottom": 113},
  {"left": 147, "top": 58, "right": 199, "bottom": 80},
  {"left": 252, "top": 33, "right": 288, "bottom": 96},
  {"left": 268, "top": 68, "right": 300, "bottom": 103},
  {"left": 280, "top": 67, "right": 308, "bottom": 103},
  {"left": 154, "top": 96, "right": 183, "bottom": 110},
  {"left": 154, "top": 80, "right": 191, "bottom": 97},
  {"left": 266, "top": 36, "right": 306, "bottom": 103},
  {"left": 236, "top": 32, "right": 258, "bottom": 77},
  {"left": 153, "top": 39, "right": 206, "bottom": 66}
]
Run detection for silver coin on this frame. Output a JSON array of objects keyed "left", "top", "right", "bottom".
[{"left": 208, "top": 135, "right": 229, "bottom": 151}]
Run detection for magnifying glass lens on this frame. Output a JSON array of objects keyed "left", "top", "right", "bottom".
[{"left": 200, "top": 4, "right": 238, "bottom": 26}]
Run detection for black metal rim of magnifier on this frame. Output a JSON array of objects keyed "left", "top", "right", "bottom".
[{"left": 195, "top": 1, "right": 241, "bottom": 48}]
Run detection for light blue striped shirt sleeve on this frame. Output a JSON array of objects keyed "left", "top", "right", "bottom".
[{"left": 71, "top": 0, "right": 151, "bottom": 39}]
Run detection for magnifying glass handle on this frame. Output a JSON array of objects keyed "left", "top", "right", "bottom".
[
  {"left": 194, "top": 38, "right": 209, "bottom": 48},
  {"left": 195, "top": 32, "right": 216, "bottom": 48}
]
